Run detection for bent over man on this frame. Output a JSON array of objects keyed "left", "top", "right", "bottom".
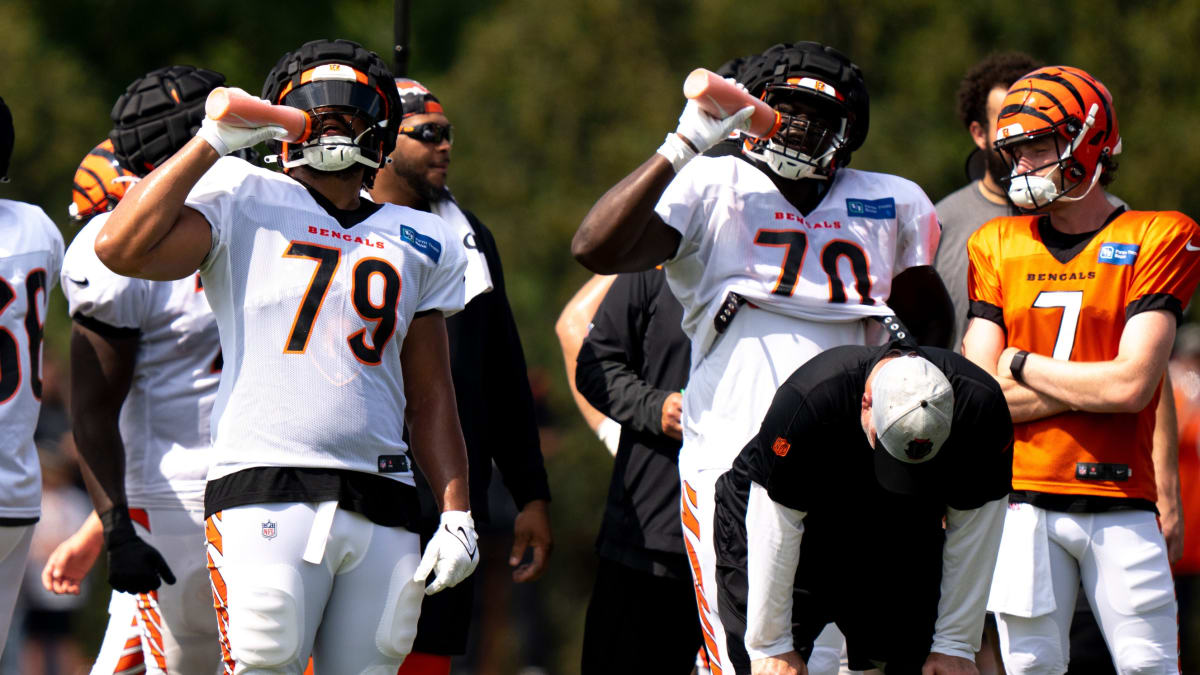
[{"left": 715, "top": 342, "right": 1012, "bottom": 674}]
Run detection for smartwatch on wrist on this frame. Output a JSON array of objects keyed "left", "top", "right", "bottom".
[{"left": 1009, "top": 350, "right": 1030, "bottom": 384}]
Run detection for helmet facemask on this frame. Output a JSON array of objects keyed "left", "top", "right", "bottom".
[
  {"left": 273, "top": 69, "right": 392, "bottom": 173},
  {"left": 996, "top": 102, "right": 1113, "bottom": 210},
  {"left": 743, "top": 81, "right": 850, "bottom": 181}
]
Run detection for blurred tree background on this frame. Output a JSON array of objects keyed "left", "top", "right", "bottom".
[{"left": 3, "top": 0, "right": 1199, "bottom": 671}]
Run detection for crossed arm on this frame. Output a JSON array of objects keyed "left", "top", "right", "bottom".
[{"left": 961, "top": 310, "right": 1176, "bottom": 421}]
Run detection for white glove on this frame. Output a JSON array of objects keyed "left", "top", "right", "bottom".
[
  {"left": 656, "top": 98, "right": 755, "bottom": 172},
  {"left": 196, "top": 89, "right": 288, "bottom": 157},
  {"left": 414, "top": 510, "right": 479, "bottom": 595}
]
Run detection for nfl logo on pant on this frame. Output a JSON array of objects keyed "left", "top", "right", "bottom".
[{"left": 262, "top": 520, "right": 277, "bottom": 540}]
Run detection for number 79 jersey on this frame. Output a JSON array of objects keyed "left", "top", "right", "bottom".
[
  {"left": 186, "top": 158, "right": 467, "bottom": 485},
  {"left": 655, "top": 158, "right": 939, "bottom": 358},
  {"left": 0, "top": 200, "right": 63, "bottom": 518},
  {"left": 967, "top": 210, "right": 1200, "bottom": 503}
]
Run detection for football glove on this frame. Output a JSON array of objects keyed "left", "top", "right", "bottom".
[
  {"left": 657, "top": 96, "right": 755, "bottom": 172},
  {"left": 414, "top": 510, "right": 479, "bottom": 595},
  {"left": 195, "top": 89, "right": 287, "bottom": 157},
  {"left": 99, "top": 508, "right": 176, "bottom": 594}
]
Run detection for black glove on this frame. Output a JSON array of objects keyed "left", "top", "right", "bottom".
[{"left": 100, "top": 508, "right": 176, "bottom": 594}]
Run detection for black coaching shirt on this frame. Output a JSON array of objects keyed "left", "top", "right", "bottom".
[
  {"left": 714, "top": 343, "right": 1013, "bottom": 672},
  {"left": 575, "top": 268, "right": 691, "bottom": 577}
]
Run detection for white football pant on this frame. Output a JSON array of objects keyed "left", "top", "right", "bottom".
[
  {"left": 994, "top": 509, "right": 1178, "bottom": 674},
  {"left": 206, "top": 502, "right": 424, "bottom": 675}
]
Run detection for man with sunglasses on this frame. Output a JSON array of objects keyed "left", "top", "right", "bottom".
[
  {"left": 571, "top": 42, "right": 952, "bottom": 674},
  {"left": 369, "top": 79, "right": 553, "bottom": 675}
]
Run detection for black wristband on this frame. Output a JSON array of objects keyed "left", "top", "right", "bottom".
[
  {"left": 1009, "top": 350, "right": 1030, "bottom": 384},
  {"left": 98, "top": 508, "right": 138, "bottom": 547}
]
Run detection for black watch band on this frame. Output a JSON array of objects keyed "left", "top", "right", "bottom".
[{"left": 1010, "top": 350, "right": 1030, "bottom": 384}]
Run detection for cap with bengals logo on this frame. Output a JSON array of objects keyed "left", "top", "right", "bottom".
[
  {"left": 395, "top": 78, "right": 444, "bottom": 118},
  {"left": 870, "top": 352, "right": 954, "bottom": 494}
]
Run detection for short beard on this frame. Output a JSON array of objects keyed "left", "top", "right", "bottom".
[
  {"left": 984, "top": 148, "right": 1011, "bottom": 187},
  {"left": 391, "top": 156, "right": 450, "bottom": 205}
]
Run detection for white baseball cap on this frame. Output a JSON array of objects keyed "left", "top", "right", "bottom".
[{"left": 870, "top": 353, "right": 954, "bottom": 494}]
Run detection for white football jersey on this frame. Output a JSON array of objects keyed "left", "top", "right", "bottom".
[
  {"left": 0, "top": 200, "right": 63, "bottom": 519},
  {"left": 656, "top": 157, "right": 940, "bottom": 362},
  {"left": 62, "top": 214, "right": 219, "bottom": 510},
  {"left": 186, "top": 158, "right": 467, "bottom": 484}
]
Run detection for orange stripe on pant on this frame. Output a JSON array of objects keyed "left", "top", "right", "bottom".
[
  {"left": 206, "top": 513, "right": 236, "bottom": 675},
  {"left": 113, "top": 615, "right": 147, "bottom": 674},
  {"left": 136, "top": 591, "right": 168, "bottom": 672},
  {"left": 681, "top": 481, "right": 722, "bottom": 674}
]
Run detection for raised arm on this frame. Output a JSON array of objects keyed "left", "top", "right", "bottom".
[
  {"left": 94, "top": 138, "right": 219, "bottom": 281},
  {"left": 96, "top": 119, "right": 285, "bottom": 280},
  {"left": 571, "top": 100, "right": 753, "bottom": 273}
]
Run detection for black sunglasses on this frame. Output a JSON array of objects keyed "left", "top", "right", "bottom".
[{"left": 399, "top": 122, "right": 453, "bottom": 144}]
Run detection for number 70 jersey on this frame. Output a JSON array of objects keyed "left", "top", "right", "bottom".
[
  {"left": 185, "top": 158, "right": 467, "bottom": 484},
  {"left": 655, "top": 159, "right": 939, "bottom": 357}
]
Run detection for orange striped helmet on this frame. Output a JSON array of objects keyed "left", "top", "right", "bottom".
[
  {"left": 68, "top": 140, "right": 137, "bottom": 222},
  {"left": 993, "top": 66, "right": 1120, "bottom": 209}
]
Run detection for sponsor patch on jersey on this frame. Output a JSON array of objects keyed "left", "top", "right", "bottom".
[
  {"left": 845, "top": 198, "right": 896, "bottom": 219},
  {"left": 261, "top": 520, "right": 277, "bottom": 539},
  {"left": 1097, "top": 242, "right": 1139, "bottom": 266},
  {"left": 400, "top": 225, "right": 443, "bottom": 263},
  {"left": 378, "top": 454, "right": 411, "bottom": 473}
]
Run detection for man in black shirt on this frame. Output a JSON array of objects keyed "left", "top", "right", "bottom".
[
  {"left": 575, "top": 268, "right": 700, "bottom": 673},
  {"left": 715, "top": 341, "right": 1013, "bottom": 675},
  {"left": 369, "top": 77, "right": 553, "bottom": 674}
]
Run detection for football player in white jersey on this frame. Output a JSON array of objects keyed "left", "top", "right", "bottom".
[
  {"left": 572, "top": 42, "right": 952, "bottom": 675},
  {"left": 95, "top": 39, "right": 477, "bottom": 674},
  {"left": 54, "top": 65, "right": 228, "bottom": 675},
  {"left": 0, "top": 94, "right": 66, "bottom": 660}
]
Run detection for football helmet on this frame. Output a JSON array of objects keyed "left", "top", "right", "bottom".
[
  {"left": 262, "top": 39, "right": 401, "bottom": 187},
  {"left": 0, "top": 95, "right": 12, "bottom": 182},
  {"left": 737, "top": 42, "right": 869, "bottom": 181},
  {"left": 69, "top": 139, "right": 137, "bottom": 221},
  {"left": 994, "top": 65, "right": 1121, "bottom": 210},
  {"left": 110, "top": 65, "right": 227, "bottom": 177}
]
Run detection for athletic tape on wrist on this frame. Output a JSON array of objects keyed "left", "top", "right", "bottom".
[{"left": 656, "top": 133, "right": 697, "bottom": 173}]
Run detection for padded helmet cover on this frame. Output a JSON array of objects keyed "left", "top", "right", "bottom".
[{"left": 110, "top": 65, "right": 226, "bottom": 177}]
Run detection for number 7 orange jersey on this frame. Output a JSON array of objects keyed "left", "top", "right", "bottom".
[{"left": 967, "top": 210, "right": 1200, "bottom": 503}]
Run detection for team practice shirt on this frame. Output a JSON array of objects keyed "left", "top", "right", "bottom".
[
  {"left": 968, "top": 210, "right": 1200, "bottom": 504},
  {"left": 655, "top": 158, "right": 940, "bottom": 360},
  {"left": 185, "top": 157, "right": 467, "bottom": 485},
  {"left": 0, "top": 200, "right": 63, "bottom": 519},
  {"left": 63, "top": 213, "right": 219, "bottom": 510}
]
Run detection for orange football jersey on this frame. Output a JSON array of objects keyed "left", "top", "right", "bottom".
[{"left": 968, "top": 210, "right": 1200, "bottom": 503}]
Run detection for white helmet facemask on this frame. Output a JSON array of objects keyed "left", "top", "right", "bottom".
[{"left": 280, "top": 123, "right": 385, "bottom": 171}]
